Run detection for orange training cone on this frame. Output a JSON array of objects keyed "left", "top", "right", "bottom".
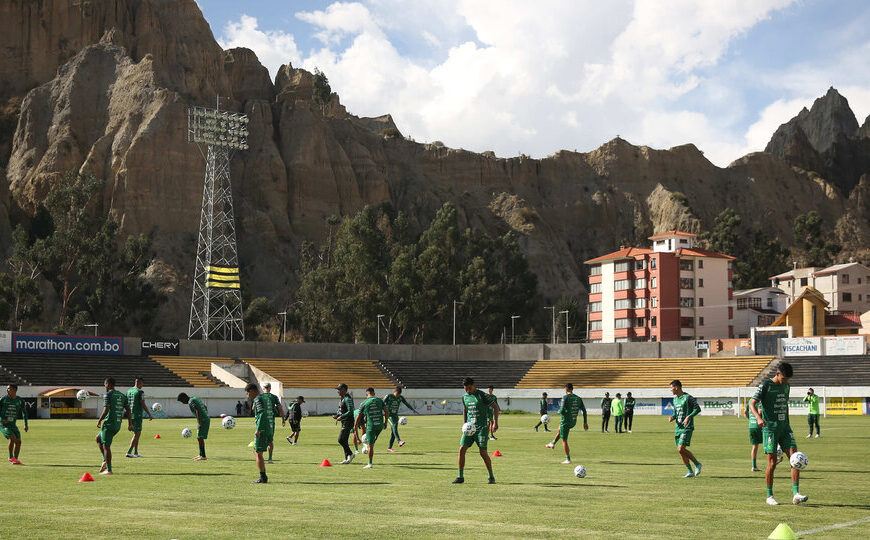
[
  {"left": 154, "top": 434, "right": 162, "bottom": 439},
  {"left": 78, "top": 472, "right": 95, "bottom": 482},
  {"left": 492, "top": 450, "right": 503, "bottom": 457},
  {"left": 319, "top": 459, "right": 332, "bottom": 467}
]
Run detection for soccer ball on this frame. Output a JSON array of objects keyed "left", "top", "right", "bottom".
[
  {"left": 151, "top": 402, "right": 163, "bottom": 413},
  {"left": 222, "top": 416, "right": 236, "bottom": 430},
  {"left": 574, "top": 465, "right": 587, "bottom": 478},
  {"left": 399, "top": 416, "right": 408, "bottom": 425},
  {"left": 361, "top": 433, "right": 367, "bottom": 443},
  {"left": 541, "top": 414, "right": 551, "bottom": 424},
  {"left": 461, "top": 422, "right": 476, "bottom": 435},
  {"left": 776, "top": 446, "right": 784, "bottom": 464},
  {"left": 181, "top": 428, "right": 192, "bottom": 438},
  {"left": 76, "top": 389, "right": 89, "bottom": 401},
  {"left": 790, "top": 451, "right": 808, "bottom": 470}
]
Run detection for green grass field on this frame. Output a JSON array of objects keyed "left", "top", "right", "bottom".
[{"left": 1, "top": 414, "right": 868, "bottom": 538}]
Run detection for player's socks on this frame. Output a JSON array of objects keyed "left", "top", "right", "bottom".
[
  {"left": 766, "top": 485, "right": 773, "bottom": 498},
  {"left": 693, "top": 461, "right": 702, "bottom": 476},
  {"left": 268, "top": 450, "right": 273, "bottom": 461},
  {"left": 685, "top": 464, "right": 694, "bottom": 475},
  {"left": 792, "top": 481, "right": 799, "bottom": 495},
  {"left": 458, "top": 468, "right": 464, "bottom": 479},
  {"left": 751, "top": 458, "right": 757, "bottom": 469},
  {"left": 261, "top": 471, "right": 267, "bottom": 482},
  {"left": 488, "top": 469, "right": 494, "bottom": 481},
  {"left": 127, "top": 446, "right": 134, "bottom": 454}
]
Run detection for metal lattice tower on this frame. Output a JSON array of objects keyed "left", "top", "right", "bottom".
[{"left": 187, "top": 103, "right": 249, "bottom": 340}]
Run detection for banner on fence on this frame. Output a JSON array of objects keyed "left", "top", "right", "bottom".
[
  {"left": 781, "top": 337, "right": 821, "bottom": 356},
  {"left": 822, "top": 336, "right": 865, "bottom": 356},
  {"left": 0, "top": 330, "right": 10, "bottom": 353},
  {"left": 12, "top": 333, "right": 123, "bottom": 356},
  {"left": 825, "top": 397, "right": 864, "bottom": 416}
]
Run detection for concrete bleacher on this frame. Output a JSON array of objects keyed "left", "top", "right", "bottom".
[
  {"left": 516, "top": 356, "right": 774, "bottom": 389},
  {"left": 778, "top": 355, "right": 870, "bottom": 386},
  {"left": 0, "top": 353, "right": 190, "bottom": 387},
  {"left": 151, "top": 356, "right": 229, "bottom": 388},
  {"left": 244, "top": 358, "right": 397, "bottom": 388},
  {"left": 376, "top": 359, "right": 537, "bottom": 388}
]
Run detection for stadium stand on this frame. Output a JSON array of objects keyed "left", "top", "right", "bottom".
[
  {"left": 0, "top": 353, "right": 190, "bottom": 386},
  {"left": 151, "top": 356, "right": 229, "bottom": 388},
  {"left": 516, "top": 356, "right": 774, "bottom": 388},
  {"left": 776, "top": 355, "right": 870, "bottom": 386},
  {"left": 244, "top": 358, "right": 397, "bottom": 388},
  {"left": 376, "top": 359, "right": 537, "bottom": 388}
]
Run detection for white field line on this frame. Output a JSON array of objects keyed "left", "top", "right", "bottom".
[{"left": 796, "top": 515, "right": 870, "bottom": 536}]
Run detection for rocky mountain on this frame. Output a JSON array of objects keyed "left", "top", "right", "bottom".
[{"left": 1, "top": 0, "right": 869, "bottom": 336}]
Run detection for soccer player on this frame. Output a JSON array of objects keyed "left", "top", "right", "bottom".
[
  {"left": 612, "top": 393, "right": 625, "bottom": 433},
  {"left": 533, "top": 392, "right": 550, "bottom": 432},
  {"left": 750, "top": 362, "right": 808, "bottom": 505},
  {"left": 804, "top": 388, "right": 820, "bottom": 438},
  {"left": 262, "top": 382, "right": 284, "bottom": 463},
  {"left": 247, "top": 383, "right": 273, "bottom": 483},
  {"left": 355, "top": 387, "right": 389, "bottom": 468},
  {"left": 744, "top": 399, "right": 762, "bottom": 472},
  {"left": 284, "top": 396, "right": 304, "bottom": 445},
  {"left": 545, "top": 383, "right": 588, "bottom": 463},
  {"left": 624, "top": 392, "right": 635, "bottom": 433},
  {"left": 384, "top": 386, "right": 419, "bottom": 451},
  {"left": 333, "top": 383, "right": 355, "bottom": 464},
  {"left": 96, "top": 377, "right": 132, "bottom": 475},
  {"left": 1, "top": 384, "right": 28, "bottom": 465},
  {"left": 177, "top": 392, "right": 209, "bottom": 460},
  {"left": 125, "top": 377, "right": 154, "bottom": 458},
  {"left": 668, "top": 380, "right": 702, "bottom": 478},
  {"left": 453, "top": 377, "right": 499, "bottom": 484},
  {"left": 600, "top": 392, "right": 611, "bottom": 433},
  {"left": 487, "top": 385, "right": 499, "bottom": 440}
]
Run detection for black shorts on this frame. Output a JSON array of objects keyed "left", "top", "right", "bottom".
[{"left": 289, "top": 421, "right": 300, "bottom": 432}]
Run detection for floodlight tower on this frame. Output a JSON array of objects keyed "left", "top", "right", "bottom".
[{"left": 187, "top": 101, "right": 249, "bottom": 340}]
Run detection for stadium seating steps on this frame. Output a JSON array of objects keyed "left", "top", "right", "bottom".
[
  {"left": 376, "top": 359, "right": 537, "bottom": 389},
  {"left": 777, "top": 355, "right": 870, "bottom": 386},
  {"left": 244, "top": 358, "right": 397, "bottom": 388},
  {"left": 151, "top": 356, "right": 230, "bottom": 388},
  {"left": 0, "top": 353, "right": 190, "bottom": 387}
]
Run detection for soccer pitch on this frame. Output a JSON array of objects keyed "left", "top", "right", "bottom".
[{"left": 2, "top": 414, "right": 868, "bottom": 538}]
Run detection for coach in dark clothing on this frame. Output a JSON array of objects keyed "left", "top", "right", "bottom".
[
  {"left": 601, "top": 392, "right": 611, "bottom": 433},
  {"left": 624, "top": 392, "right": 635, "bottom": 433},
  {"left": 284, "top": 396, "right": 304, "bottom": 445},
  {"left": 533, "top": 392, "right": 550, "bottom": 432}
]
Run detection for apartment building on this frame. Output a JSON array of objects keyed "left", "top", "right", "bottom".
[
  {"left": 731, "top": 287, "right": 788, "bottom": 338},
  {"left": 771, "top": 262, "right": 870, "bottom": 314}
]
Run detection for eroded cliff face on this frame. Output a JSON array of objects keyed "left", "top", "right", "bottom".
[{"left": 2, "top": 0, "right": 869, "bottom": 335}]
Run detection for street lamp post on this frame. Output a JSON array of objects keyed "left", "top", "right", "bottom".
[
  {"left": 560, "top": 310, "right": 569, "bottom": 344},
  {"left": 453, "top": 300, "right": 464, "bottom": 346},
  {"left": 277, "top": 311, "right": 287, "bottom": 342},
  {"left": 377, "top": 314, "right": 385, "bottom": 345},
  {"left": 511, "top": 315, "right": 520, "bottom": 344},
  {"left": 544, "top": 306, "right": 555, "bottom": 344}
]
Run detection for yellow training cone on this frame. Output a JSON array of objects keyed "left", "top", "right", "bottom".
[
  {"left": 768, "top": 523, "right": 797, "bottom": 540},
  {"left": 248, "top": 441, "right": 255, "bottom": 447}
]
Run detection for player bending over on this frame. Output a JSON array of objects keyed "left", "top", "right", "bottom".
[
  {"left": 97, "top": 377, "right": 132, "bottom": 475},
  {"left": 355, "top": 388, "right": 389, "bottom": 469},
  {"left": 384, "top": 386, "right": 419, "bottom": 451},
  {"left": 1, "top": 384, "right": 28, "bottom": 465},
  {"left": 177, "top": 393, "right": 210, "bottom": 460},
  {"left": 126, "top": 377, "right": 153, "bottom": 458},
  {"left": 669, "top": 380, "right": 702, "bottom": 478},
  {"left": 247, "top": 383, "right": 274, "bottom": 483},
  {"left": 453, "top": 377, "right": 499, "bottom": 484},
  {"left": 546, "top": 383, "right": 588, "bottom": 463},
  {"left": 750, "top": 362, "right": 808, "bottom": 505}
]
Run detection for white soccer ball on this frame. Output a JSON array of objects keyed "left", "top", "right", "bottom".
[
  {"left": 574, "top": 465, "right": 587, "bottom": 478},
  {"left": 399, "top": 416, "right": 408, "bottom": 425},
  {"left": 222, "top": 416, "right": 236, "bottom": 430},
  {"left": 361, "top": 432, "right": 367, "bottom": 443},
  {"left": 776, "top": 446, "right": 784, "bottom": 463},
  {"left": 181, "top": 428, "right": 192, "bottom": 438},
  {"left": 461, "top": 422, "right": 476, "bottom": 436},
  {"left": 789, "top": 451, "right": 808, "bottom": 470},
  {"left": 76, "top": 389, "right": 89, "bottom": 401},
  {"left": 541, "top": 414, "right": 551, "bottom": 424},
  {"left": 151, "top": 402, "right": 163, "bottom": 413}
]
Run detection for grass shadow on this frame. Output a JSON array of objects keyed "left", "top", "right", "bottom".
[
  {"left": 502, "top": 482, "right": 626, "bottom": 488},
  {"left": 126, "top": 472, "right": 234, "bottom": 476},
  {"left": 295, "top": 482, "right": 391, "bottom": 485},
  {"left": 804, "top": 503, "right": 870, "bottom": 510},
  {"left": 599, "top": 461, "right": 673, "bottom": 466}
]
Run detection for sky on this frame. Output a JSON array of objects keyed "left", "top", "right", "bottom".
[{"left": 195, "top": 0, "right": 870, "bottom": 167}]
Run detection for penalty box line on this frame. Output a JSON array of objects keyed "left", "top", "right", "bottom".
[{"left": 796, "top": 515, "right": 870, "bottom": 536}]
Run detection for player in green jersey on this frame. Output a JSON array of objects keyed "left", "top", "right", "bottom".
[
  {"left": 261, "top": 383, "right": 284, "bottom": 464},
  {"left": 284, "top": 396, "right": 305, "bottom": 445},
  {"left": 247, "top": 383, "right": 273, "bottom": 483},
  {"left": 668, "top": 380, "right": 702, "bottom": 478},
  {"left": 354, "top": 387, "right": 389, "bottom": 469},
  {"left": 486, "top": 386, "right": 499, "bottom": 440},
  {"left": 744, "top": 400, "right": 762, "bottom": 471},
  {"left": 612, "top": 393, "right": 625, "bottom": 433},
  {"left": 453, "top": 377, "right": 499, "bottom": 484},
  {"left": 1, "top": 384, "right": 29, "bottom": 465},
  {"left": 545, "top": 383, "right": 588, "bottom": 464},
  {"left": 533, "top": 392, "right": 550, "bottom": 432},
  {"left": 750, "top": 362, "right": 808, "bottom": 506},
  {"left": 333, "top": 383, "right": 356, "bottom": 464},
  {"left": 384, "top": 386, "right": 419, "bottom": 451},
  {"left": 177, "top": 393, "right": 210, "bottom": 460},
  {"left": 804, "top": 388, "right": 820, "bottom": 438},
  {"left": 96, "top": 377, "right": 132, "bottom": 475},
  {"left": 125, "top": 377, "right": 154, "bottom": 458}
]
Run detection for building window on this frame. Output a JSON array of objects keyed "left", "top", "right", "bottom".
[
  {"left": 615, "top": 318, "right": 631, "bottom": 329},
  {"left": 800, "top": 277, "right": 808, "bottom": 287},
  {"left": 698, "top": 278, "right": 704, "bottom": 287},
  {"left": 635, "top": 317, "right": 646, "bottom": 327},
  {"left": 698, "top": 298, "right": 704, "bottom": 307},
  {"left": 614, "top": 261, "right": 631, "bottom": 273},
  {"left": 680, "top": 278, "right": 694, "bottom": 289},
  {"left": 767, "top": 297, "right": 773, "bottom": 308},
  {"left": 614, "top": 299, "right": 632, "bottom": 310},
  {"left": 860, "top": 294, "right": 863, "bottom": 301},
  {"left": 589, "top": 265, "right": 601, "bottom": 276},
  {"left": 650, "top": 259, "right": 657, "bottom": 269},
  {"left": 634, "top": 297, "right": 647, "bottom": 309},
  {"left": 651, "top": 277, "right": 657, "bottom": 288},
  {"left": 589, "top": 320, "right": 602, "bottom": 331},
  {"left": 728, "top": 307, "right": 733, "bottom": 319},
  {"left": 634, "top": 278, "right": 647, "bottom": 289},
  {"left": 737, "top": 298, "right": 747, "bottom": 310},
  {"left": 858, "top": 277, "right": 862, "bottom": 284},
  {"left": 614, "top": 279, "right": 632, "bottom": 290},
  {"left": 590, "top": 283, "right": 601, "bottom": 293},
  {"left": 679, "top": 260, "right": 694, "bottom": 271},
  {"left": 588, "top": 301, "right": 602, "bottom": 312},
  {"left": 680, "top": 317, "right": 694, "bottom": 328},
  {"left": 843, "top": 292, "right": 852, "bottom": 302},
  {"left": 680, "top": 297, "right": 695, "bottom": 307},
  {"left": 679, "top": 239, "right": 688, "bottom": 244},
  {"left": 650, "top": 316, "right": 657, "bottom": 327},
  {"left": 841, "top": 274, "right": 850, "bottom": 284},
  {"left": 698, "top": 260, "right": 703, "bottom": 269},
  {"left": 651, "top": 297, "right": 658, "bottom": 307},
  {"left": 634, "top": 259, "right": 646, "bottom": 270},
  {"left": 699, "top": 316, "right": 705, "bottom": 326}
]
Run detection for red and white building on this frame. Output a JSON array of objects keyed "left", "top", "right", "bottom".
[{"left": 585, "top": 231, "right": 735, "bottom": 343}]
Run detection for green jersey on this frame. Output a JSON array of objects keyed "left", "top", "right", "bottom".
[
  {"left": 487, "top": 394, "right": 498, "bottom": 420},
  {"left": 263, "top": 392, "right": 280, "bottom": 428},
  {"left": 383, "top": 393, "right": 413, "bottom": 415},
  {"left": 189, "top": 396, "right": 209, "bottom": 420},
  {"left": 463, "top": 389, "right": 496, "bottom": 429},
  {"left": 611, "top": 397, "right": 624, "bottom": 416},
  {"left": 338, "top": 394, "right": 354, "bottom": 427},
  {"left": 127, "top": 388, "right": 144, "bottom": 418},
  {"left": 745, "top": 401, "right": 759, "bottom": 428},
  {"left": 539, "top": 398, "right": 548, "bottom": 415},
  {"left": 0, "top": 395, "right": 27, "bottom": 427},
  {"left": 102, "top": 390, "right": 127, "bottom": 431},
  {"left": 671, "top": 393, "right": 700, "bottom": 431},
  {"left": 752, "top": 378, "right": 790, "bottom": 427},
  {"left": 360, "top": 396, "right": 386, "bottom": 429},
  {"left": 558, "top": 393, "right": 587, "bottom": 428},
  {"left": 804, "top": 394, "right": 820, "bottom": 415},
  {"left": 252, "top": 394, "right": 274, "bottom": 433}
]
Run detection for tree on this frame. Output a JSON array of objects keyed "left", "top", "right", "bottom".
[
  {"left": 312, "top": 68, "right": 332, "bottom": 115},
  {"left": 244, "top": 297, "right": 274, "bottom": 340},
  {"left": 704, "top": 208, "right": 740, "bottom": 257},
  {"left": 793, "top": 211, "right": 841, "bottom": 267}
]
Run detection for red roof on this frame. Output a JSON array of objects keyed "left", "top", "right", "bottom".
[
  {"left": 648, "top": 230, "right": 697, "bottom": 240},
  {"left": 676, "top": 248, "right": 736, "bottom": 260},
  {"left": 824, "top": 314, "right": 862, "bottom": 328},
  {"left": 585, "top": 247, "right": 653, "bottom": 264}
]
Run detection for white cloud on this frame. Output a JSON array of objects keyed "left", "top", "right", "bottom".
[{"left": 218, "top": 15, "right": 301, "bottom": 79}]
